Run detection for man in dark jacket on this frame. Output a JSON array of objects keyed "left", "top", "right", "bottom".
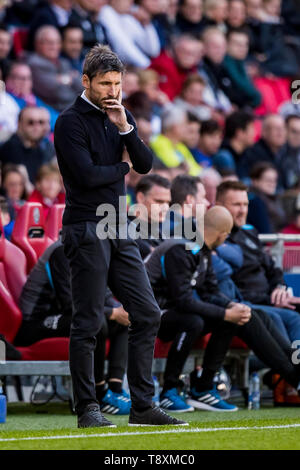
[{"left": 54, "top": 44, "right": 184, "bottom": 428}]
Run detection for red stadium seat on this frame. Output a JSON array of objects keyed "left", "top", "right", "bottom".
[
  {"left": 17, "top": 337, "right": 70, "bottom": 361},
  {"left": 11, "top": 202, "right": 53, "bottom": 273},
  {"left": 46, "top": 204, "right": 65, "bottom": 241},
  {"left": 12, "top": 28, "right": 29, "bottom": 58},
  {"left": 254, "top": 77, "right": 291, "bottom": 116}
]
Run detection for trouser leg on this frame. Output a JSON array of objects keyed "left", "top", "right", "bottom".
[
  {"left": 158, "top": 311, "right": 205, "bottom": 391},
  {"left": 62, "top": 221, "right": 111, "bottom": 415},
  {"left": 238, "top": 309, "right": 299, "bottom": 388},
  {"left": 108, "top": 238, "right": 161, "bottom": 410},
  {"left": 106, "top": 320, "right": 128, "bottom": 381}
]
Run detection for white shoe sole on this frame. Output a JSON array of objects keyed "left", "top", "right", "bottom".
[
  {"left": 128, "top": 422, "right": 189, "bottom": 427},
  {"left": 186, "top": 398, "right": 238, "bottom": 412},
  {"left": 160, "top": 406, "right": 194, "bottom": 413}
]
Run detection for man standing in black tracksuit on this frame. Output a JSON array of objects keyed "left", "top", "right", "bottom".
[{"left": 54, "top": 44, "right": 185, "bottom": 428}]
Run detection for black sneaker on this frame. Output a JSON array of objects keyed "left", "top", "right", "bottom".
[
  {"left": 78, "top": 403, "right": 116, "bottom": 428},
  {"left": 129, "top": 403, "right": 189, "bottom": 426}
]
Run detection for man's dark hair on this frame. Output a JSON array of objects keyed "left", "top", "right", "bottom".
[
  {"left": 249, "top": 162, "right": 277, "bottom": 180},
  {"left": 200, "top": 119, "right": 222, "bottom": 136},
  {"left": 225, "top": 111, "right": 254, "bottom": 140},
  {"left": 83, "top": 44, "right": 125, "bottom": 80},
  {"left": 0, "top": 23, "right": 9, "bottom": 34},
  {"left": 171, "top": 175, "right": 202, "bottom": 205},
  {"left": 187, "top": 111, "right": 201, "bottom": 124},
  {"left": 61, "top": 24, "right": 83, "bottom": 39},
  {"left": 216, "top": 180, "right": 248, "bottom": 201},
  {"left": 135, "top": 174, "right": 171, "bottom": 195},
  {"left": 227, "top": 27, "right": 250, "bottom": 41}
]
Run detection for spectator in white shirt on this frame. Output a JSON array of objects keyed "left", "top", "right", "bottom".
[{"left": 98, "top": 0, "right": 161, "bottom": 68}]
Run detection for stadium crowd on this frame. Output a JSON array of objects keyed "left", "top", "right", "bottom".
[{"left": 1, "top": 0, "right": 300, "bottom": 415}]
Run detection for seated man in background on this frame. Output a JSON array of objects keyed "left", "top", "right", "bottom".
[
  {"left": 216, "top": 180, "right": 300, "bottom": 342},
  {"left": 0, "top": 106, "right": 55, "bottom": 183},
  {"left": 146, "top": 175, "right": 300, "bottom": 411},
  {"left": 131, "top": 174, "right": 171, "bottom": 259},
  {"left": 14, "top": 240, "right": 131, "bottom": 415},
  {"left": 27, "top": 25, "right": 83, "bottom": 112}
]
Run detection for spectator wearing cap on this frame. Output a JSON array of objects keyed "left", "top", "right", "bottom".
[
  {"left": 99, "top": 0, "right": 161, "bottom": 68},
  {"left": 150, "top": 34, "right": 203, "bottom": 100},
  {"left": 27, "top": 25, "right": 83, "bottom": 112},
  {"left": 247, "top": 162, "right": 287, "bottom": 233},
  {"left": 223, "top": 28, "right": 261, "bottom": 109},
  {"left": 0, "top": 106, "right": 55, "bottom": 183},
  {"left": 5, "top": 61, "right": 59, "bottom": 132},
  {"left": 214, "top": 111, "right": 255, "bottom": 180}
]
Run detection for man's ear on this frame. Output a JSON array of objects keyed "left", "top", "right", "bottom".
[
  {"left": 136, "top": 191, "right": 145, "bottom": 205},
  {"left": 82, "top": 74, "right": 90, "bottom": 89}
]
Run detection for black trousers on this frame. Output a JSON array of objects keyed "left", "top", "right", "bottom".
[
  {"left": 158, "top": 311, "right": 236, "bottom": 390},
  {"left": 62, "top": 221, "right": 161, "bottom": 414},
  {"left": 94, "top": 317, "right": 128, "bottom": 383},
  {"left": 238, "top": 308, "right": 300, "bottom": 388},
  {"left": 158, "top": 308, "right": 300, "bottom": 391}
]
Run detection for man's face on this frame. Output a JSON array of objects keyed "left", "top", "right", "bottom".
[
  {"left": 62, "top": 28, "right": 83, "bottom": 59},
  {"left": 207, "top": 0, "right": 228, "bottom": 23},
  {"left": 238, "top": 122, "right": 256, "bottom": 148},
  {"left": 83, "top": 71, "right": 122, "bottom": 109},
  {"left": 181, "top": 0, "right": 203, "bottom": 23},
  {"left": 183, "top": 121, "right": 201, "bottom": 149},
  {"left": 287, "top": 118, "right": 300, "bottom": 149},
  {"left": 19, "top": 108, "right": 50, "bottom": 143},
  {"left": 263, "top": 116, "right": 286, "bottom": 149},
  {"left": 6, "top": 65, "right": 33, "bottom": 96},
  {"left": 227, "top": 0, "right": 246, "bottom": 27},
  {"left": 204, "top": 33, "right": 227, "bottom": 64},
  {"left": 0, "top": 30, "right": 11, "bottom": 60},
  {"left": 218, "top": 189, "right": 249, "bottom": 227},
  {"left": 37, "top": 175, "right": 61, "bottom": 200},
  {"left": 201, "top": 131, "right": 222, "bottom": 155},
  {"left": 136, "top": 185, "right": 171, "bottom": 223},
  {"left": 185, "top": 182, "right": 210, "bottom": 217},
  {"left": 174, "top": 39, "right": 203, "bottom": 70},
  {"left": 36, "top": 30, "right": 62, "bottom": 61},
  {"left": 182, "top": 81, "right": 205, "bottom": 106},
  {"left": 227, "top": 33, "right": 249, "bottom": 60}
]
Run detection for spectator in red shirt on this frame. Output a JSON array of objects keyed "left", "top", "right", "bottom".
[
  {"left": 28, "top": 163, "right": 65, "bottom": 219},
  {"left": 149, "top": 34, "right": 203, "bottom": 100}
]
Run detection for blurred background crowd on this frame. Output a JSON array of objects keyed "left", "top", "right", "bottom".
[{"left": 0, "top": 0, "right": 300, "bottom": 237}]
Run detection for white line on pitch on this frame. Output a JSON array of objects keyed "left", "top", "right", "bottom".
[{"left": 1, "top": 423, "right": 300, "bottom": 443}]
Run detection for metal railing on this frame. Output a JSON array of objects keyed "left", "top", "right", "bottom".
[{"left": 259, "top": 234, "right": 300, "bottom": 271}]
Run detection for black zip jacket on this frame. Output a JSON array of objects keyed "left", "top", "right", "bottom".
[
  {"left": 54, "top": 96, "right": 153, "bottom": 225},
  {"left": 146, "top": 239, "right": 230, "bottom": 320},
  {"left": 228, "top": 225, "right": 285, "bottom": 304}
]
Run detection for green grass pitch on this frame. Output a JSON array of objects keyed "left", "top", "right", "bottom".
[{"left": 1, "top": 403, "right": 300, "bottom": 450}]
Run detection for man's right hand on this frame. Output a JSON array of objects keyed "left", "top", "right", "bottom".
[
  {"left": 110, "top": 306, "right": 130, "bottom": 326},
  {"left": 225, "top": 303, "right": 251, "bottom": 326}
]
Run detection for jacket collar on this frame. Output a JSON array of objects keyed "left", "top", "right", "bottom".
[{"left": 73, "top": 95, "right": 104, "bottom": 115}]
